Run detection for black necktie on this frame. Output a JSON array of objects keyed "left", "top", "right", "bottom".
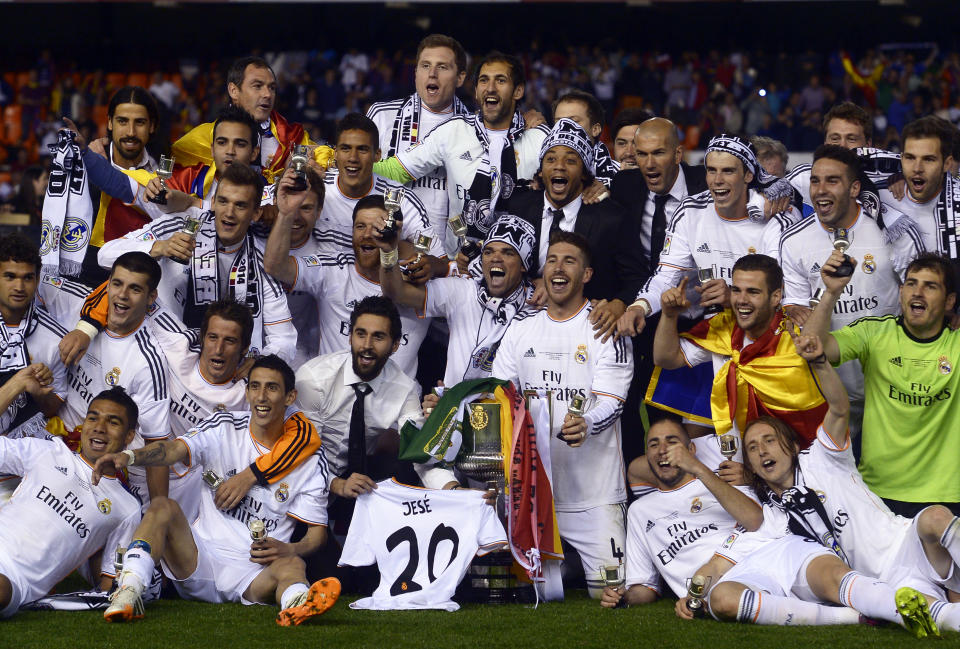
[
  {"left": 548, "top": 207, "right": 565, "bottom": 240},
  {"left": 649, "top": 193, "right": 670, "bottom": 275},
  {"left": 346, "top": 383, "right": 371, "bottom": 476}
]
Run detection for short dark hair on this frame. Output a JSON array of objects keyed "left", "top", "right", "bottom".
[
  {"left": 0, "top": 232, "right": 41, "bottom": 273},
  {"left": 248, "top": 354, "right": 295, "bottom": 394},
  {"left": 111, "top": 252, "right": 161, "bottom": 292},
  {"left": 213, "top": 104, "right": 260, "bottom": 152},
  {"left": 335, "top": 113, "right": 379, "bottom": 149},
  {"left": 905, "top": 252, "right": 957, "bottom": 297},
  {"left": 201, "top": 300, "right": 254, "bottom": 352},
  {"left": 353, "top": 194, "right": 388, "bottom": 223},
  {"left": 611, "top": 107, "right": 654, "bottom": 141},
  {"left": 645, "top": 417, "right": 690, "bottom": 445},
  {"left": 548, "top": 230, "right": 592, "bottom": 267},
  {"left": 823, "top": 102, "right": 872, "bottom": 142},
  {"left": 90, "top": 387, "right": 139, "bottom": 432},
  {"left": 472, "top": 51, "right": 525, "bottom": 87},
  {"left": 350, "top": 295, "right": 402, "bottom": 343},
  {"left": 227, "top": 56, "right": 275, "bottom": 90},
  {"left": 107, "top": 86, "right": 158, "bottom": 126},
  {"left": 417, "top": 34, "right": 467, "bottom": 74},
  {"left": 554, "top": 90, "right": 605, "bottom": 130},
  {"left": 732, "top": 254, "right": 783, "bottom": 294},
  {"left": 902, "top": 116, "right": 954, "bottom": 160},
  {"left": 218, "top": 162, "right": 264, "bottom": 204},
  {"left": 742, "top": 416, "right": 800, "bottom": 501},
  {"left": 812, "top": 144, "right": 861, "bottom": 182},
  {"left": 304, "top": 167, "right": 325, "bottom": 208}
]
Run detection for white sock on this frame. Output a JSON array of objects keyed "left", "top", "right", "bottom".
[
  {"left": 930, "top": 600, "right": 960, "bottom": 632},
  {"left": 280, "top": 583, "right": 309, "bottom": 609},
  {"left": 736, "top": 589, "right": 860, "bottom": 625},
  {"left": 119, "top": 540, "right": 154, "bottom": 594},
  {"left": 939, "top": 517, "right": 960, "bottom": 568},
  {"left": 837, "top": 571, "right": 900, "bottom": 624}
]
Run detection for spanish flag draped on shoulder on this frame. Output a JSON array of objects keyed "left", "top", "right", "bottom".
[
  {"left": 674, "top": 309, "right": 826, "bottom": 447},
  {"left": 399, "top": 379, "right": 562, "bottom": 579}
]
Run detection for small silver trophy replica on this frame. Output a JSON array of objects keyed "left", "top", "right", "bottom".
[
  {"left": 170, "top": 213, "right": 202, "bottom": 265},
  {"left": 412, "top": 233, "right": 432, "bottom": 266},
  {"left": 559, "top": 394, "right": 585, "bottom": 443},
  {"left": 289, "top": 145, "right": 309, "bottom": 192},
  {"left": 248, "top": 517, "right": 267, "bottom": 542},
  {"left": 719, "top": 433, "right": 739, "bottom": 462},
  {"left": 201, "top": 469, "right": 224, "bottom": 490},
  {"left": 685, "top": 574, "right": 711, "bottom": 617},
  {"left": 449, "top": 213, "right": 481, "bottom": 260},
  {"left": 829, "top": 228, "right": 855, "bottom": 277},
  {"left": 150, "top": 154, "right": 175, "bottom": 205},
  {"left": 381, "top": 187, "right": 405, "bottom": 238},
  {"left": 697, "top": 266, "right": 723, "bottom": 315},
  {"left": 600, "top": 563, "right": 624, "bottom": 589},
  {"left": 113, "top": 545, "right": 125, "bottom": 574},
  {"left": 809, "top": 287, "right": 825, "bottom": 308}
]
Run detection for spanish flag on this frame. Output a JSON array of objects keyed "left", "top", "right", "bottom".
[{"left": 676, "top": 309, "right": 826, "bottom": 447}]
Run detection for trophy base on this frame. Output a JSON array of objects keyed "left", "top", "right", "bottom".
[{"left": 455, "top": 550, "right": 536, "bottom": 604}]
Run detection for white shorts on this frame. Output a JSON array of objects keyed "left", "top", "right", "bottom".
[
  {"left": 0, "top": 553, "right": 35, "bottom": 618},
  {"left": 168, "top": 469, "right": 204, "bottom": 523},
  {"left": 877, "top": 513, "right": 960, "bottom": 595},
  {"left": 717, "top": 535, "right": 833, "bottom": 603},
  {"left": 160, "top": 530, "right": 263, "bottom": 606},
  {"left": 556, "top": 504, "right": 626, "bottom": 595}
]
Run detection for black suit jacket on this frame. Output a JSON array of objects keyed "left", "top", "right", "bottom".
[
  {"left": 511, "top": 190, "right": 646, "bottom": 305},
  {"left": 610, "top": 161, "right": 708, "bottom": 272}
]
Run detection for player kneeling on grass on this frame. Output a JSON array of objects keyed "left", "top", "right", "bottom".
[
  {"left": 93, "top": 355, "right": 340, "bottom": 626},
  {"left": 0, "top": 388, "right": 141, "bottom": 619}
]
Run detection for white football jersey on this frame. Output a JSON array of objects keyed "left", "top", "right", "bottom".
[
  {"left": 625, "top": 478, "right": 754, "bottom": 597},
  {"left": 0, "top": 437, "right": 140, "bottom": 607},
  {"left": 287, "top": 236, "right": 324, "bottom": 369},
  {"left": 179, "top": 409, "right": 330, "bottom": 559},
  {"left": 637, "top": 189, "right": 797, "bottom": 316},
  {"left": 779, "top": 210, "right": 920, "bottom": 401},
  {"left": 880, "top": 187, "right": 945, "bottom": 255},
  {"left": 315, "top": 172, "right": 441, "bottom": 257},
  {"left": 493, "top": 302, "right": 634, "bottom": 511},
  {"left": 291, "top": 254, "right": 430, "bottom": 378},
  {"left": 339, "top": 479, "right": 507, "bottom": 611}
]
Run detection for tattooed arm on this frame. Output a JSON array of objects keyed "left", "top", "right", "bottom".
[{"left": 91, "top": 439, "right": 188, "bottom": 485}]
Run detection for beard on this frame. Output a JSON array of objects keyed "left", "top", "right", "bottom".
[{"left": 351, "top": 349, "right": 390, "bottom": 381}]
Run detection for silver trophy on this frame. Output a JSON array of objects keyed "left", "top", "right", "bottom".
[
  {"left": 381, "top": 187, "right": 405, "bottom": 238},
  {"left": 454, "top": 402, "right": 505, "bottom": 488},
  {"left": 809, "top": 287, "right": 825, "bottom": 308},
  {"left": 559, "top": 394, "right": 585, "bottom": 444},
  {"left": 685, "top": 574, "right": 711, "bottom": 617},
  {"left": 201, "top": 469, "right": 224, "bottom": 490},
  {"left": 248, "top": 517, "right": 267, "bottom": 542},
  {"left": 289, "top": 145, "right": 309, "bottom": 192},
  {"left": 170, "top": 213, "right": 202, "bottom": 265},
  {"left": 402, "top": 233, "right": 433, "bottom": 277},
  {"left": 449, "top": 213, "right": 481, "bottom": 260},
  {"left": 113, "top": 545, "right": 125, "bottom": 575},
  {"left": 829, "top": 228, "right": 854, "bottom": 277},
  {"left": 600, "top": 563, "right": 624, "bottom": 589},
  {"left": 719, "top": 433, "right": 739, "bottom": 462},
  {"left": 150, "top": 154, "right": 175, "bottom": 205},
  {"left": 697, "top": 266, "right": 723, "bottom": 315}
]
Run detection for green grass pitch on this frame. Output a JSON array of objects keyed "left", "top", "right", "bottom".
[{"left": 3, "top": 590, "right": 943, "bottom": 649}]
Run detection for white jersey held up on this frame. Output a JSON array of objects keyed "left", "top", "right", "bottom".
[{"left": 339, "top": 479, "right": 506, "bottom": 611}]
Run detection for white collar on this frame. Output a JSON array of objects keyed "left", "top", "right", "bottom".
[
  {"left": 341, "top": 355, "right": 387, "bottom": 394},
  {"left": 544, "top": 194, "right": 584, "bottom": 221}
]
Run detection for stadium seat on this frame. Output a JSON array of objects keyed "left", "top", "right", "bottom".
[
  {"left": 106, "top": 72, "right": 126, "bottom": 90},
  {"left": 683, "top": 125, "right": 701, "bottom": 150},
  {"left": 127, "top": 73, "right": 148, "bottom": 89},
  {"left": 3, "top": 105, "right": 22, "bottom": 145},
  {"left": 93, "top": 105, "right": 109, "bottom": 138}
]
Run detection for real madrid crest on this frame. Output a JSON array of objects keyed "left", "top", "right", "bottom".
[
  {"left": 275, "top": 482, "right": 290, "bottom": 503},
  {"left": 939, "top": 355, "right": 952, "bottom": 375},
  {"left": 690, "top": 497, "right": 702, "bottom": 513},
  {"left": 862, "top": 253, "right": 876, "bottom": 274},
  {"left": 214, "top": 403, "right": 227, "bottom": 413},
  {"left": 747, "top": 246, "right": 757, "bottom": 254},
  {"left": 98, "top": 498, "right": 112, "bottom": 514},
  {"left": 575, "top": 344, "right": 588, "bottom": 364},
  {"left": 816, "top": 490, "right": 827, "bottom": 503},
  {"left": 470, "top": 405, "right": 489, "bottom": 430},
  {"left": 105, "top": 367, "right": 121, "bottom": 386}
]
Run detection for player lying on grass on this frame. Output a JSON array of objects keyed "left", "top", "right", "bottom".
[
  {"left": 93, "top": 355, "right": 339, "bottom": 626},
  {"left": 721, "top": 328, "right": 960, "bottom": 635},
  {"left": 0, "top": 388, "right": 142, "bottom": 619}
]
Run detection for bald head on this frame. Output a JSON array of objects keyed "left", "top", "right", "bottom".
[{"left": 634, "top": 118, "right": 683, "bottom": 195}]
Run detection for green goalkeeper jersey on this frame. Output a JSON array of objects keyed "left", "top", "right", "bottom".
[{"left": 832, "top": 314, "right": 960, "bottom": 503}]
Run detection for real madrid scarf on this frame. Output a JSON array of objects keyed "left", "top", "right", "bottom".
[
  {"left": 768, "top": 480, "right": 850, "bottom": 564},
  {"left": 40, "top": 130, "right": 93, "bottom": 277},
  {"left": 933, "top": 172, "right": 960, "bottom": 260},
  {"left": 706, "top": 134, "right": 797, "bottom": 203},
  {"left": 468, "top": 278, "right": 534, "bottom": 380},
  {"left": 593, "top": 141, "right": 619, "bottom": 187},
  {"left": 462, "top": 111, "right": 525, "bottom": 238},
  {"left": 384, "top": 93, "right": 468, "bottom": 157},
  {"left": 0, "top": 301, "right": 36, "bottom": 374},
  {"left": 680, "top": 309, "right": 827, "bottom": 445},
  {"left": 185, "top": 212, "right": 266, "bottom": 354}
]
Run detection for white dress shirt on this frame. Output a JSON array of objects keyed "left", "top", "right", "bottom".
[
  {"left": 640, "top": 166, "right": 687, "bottom": 254},
  {"left": 537, "top": 195, "right": 583, "bottom": 269}
]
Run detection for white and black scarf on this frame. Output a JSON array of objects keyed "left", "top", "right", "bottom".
[
  {"left": 707, "top": 133, "right": 796, "bottom": 202},
  {"left": 40, "top": 130, "right": 93, "bottom": 277},
  {"left": 767, "top": 476, "right": 850, "bottom": 564},
  {"left": 593, "top": 141, "right": 620, "bottom": 187},
  {"left": 932, "top": 172, "right": 960, "bottom": 260},
  {"left": 467, "top": 278, "right": 535, "bottom": 380},
  {"left": 462, "top": 111, "right": 527, "bottom": 238},
  {"left": 384, "top": 93, "right": 468, "bottom": 157}
]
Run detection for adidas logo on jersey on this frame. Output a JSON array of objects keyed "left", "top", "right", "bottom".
[
  {"left": 645, "top": 520, "right": 655, "bottom": 532},
  {"left": 524, "top": 348, "right": 536, "bottom": 358},
  {"left": 55, "top": 466, "right": 68, "bottom": 476},
  {"left": 459, "top": 151, "right": 473, "bottom": 161},
  {"left": 810, "top": 262, "right": 821, "bottom": 274},
  {"left": 697, "top": 243, "right": 711, "bottom": 253},
  {"left": 889, "top": 356, "right": 903, "bottom": 367}
]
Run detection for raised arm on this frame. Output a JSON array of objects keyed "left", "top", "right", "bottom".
[
  {"left": 374, "top": 213, "right": 427, "bottom": 309},
  {"left": 652, "top": 277, "right": 691, "bottom": 370},
  {"left": 802, "top": 249, "right": 856, "bottom": 363},
  {"left": 262, "top": 168, "right": 306, "bottom": 288},
  {"left": 791, "top": 330, "right": 849, "bottom": 448}
]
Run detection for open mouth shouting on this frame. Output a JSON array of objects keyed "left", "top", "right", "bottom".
[
  {"left": 909, "top": 176, "right": 928, "bottom": 196},
  {"left": 355, "top": 349, "right": 377, "bottom": 373},
  {"left": 907, "top": 298, "right": 927, "bottom": 318},
  {"left": 424, "top": 82, "right": 441, "bottom": 101},
  {"left": 87, "top": 435, "right": 109, "bottom": 454},
  {"left": 548, "top": 173, "right": 570, "bottom": 196},
  {"left": 814, "top": 196, "right": 835, "bottom": 218},
  {"left": 712, "top": 187, "right": 731, "bottom": 202}
]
